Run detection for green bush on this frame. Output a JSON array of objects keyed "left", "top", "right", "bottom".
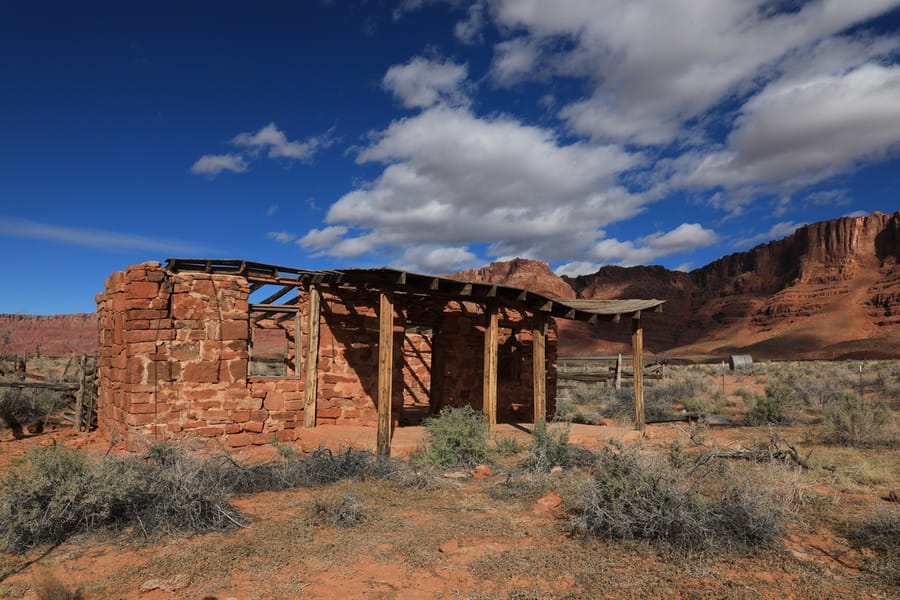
[
  {"left": 569, "top": 444, "right": 787, "bottom": 553},
  {"left": 415, "top": 405, "right": 494, "bottom": 469},
  {"left": 0, "top": 389, "right": 68, "bottom": 437},
  {"left": 523, "top": 420, "right": 592, "bottom": 472},
  {"left": 494, "top": 436, "right": 524, "bottom": 457},
  {"left": 825, "top": 394, "right": 896, "bottom": 448},
  {"left": 746, "top": 384, "right": 798, "bottom": 425}
]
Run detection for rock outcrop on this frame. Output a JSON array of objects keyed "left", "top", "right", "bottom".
[
  {"left": 456, "top": 211, "right": 900, "bottom": 359},
  {"left": 0, "top": 313, "right": 98, "bottom": 355}
]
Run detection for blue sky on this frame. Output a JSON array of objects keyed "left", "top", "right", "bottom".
[{"left": 2, "top": 1, "right": 899, "bottom": 314}]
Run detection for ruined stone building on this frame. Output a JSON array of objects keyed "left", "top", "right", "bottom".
[{"left": 96, "top": 259, "right": 662, "bottom": 454}]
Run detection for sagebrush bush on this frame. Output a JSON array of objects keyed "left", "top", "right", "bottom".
[
  {"left": 415, "top": 405, "right": 493, "bottom": 469},
  {"left": 524, "top": 420, "right": 593, "bottom": 472},
  {"left": 0, "top": 443, "right": 419, "bottom": 551},
  {"left": 747, "top": 384, "right": 799, "bottom": 425},
  {"left": 569, "top": 444, "right": 787, "bottom": 553},
  {"left": 825, "top": 394, "right": 896, "bottom": 448}
]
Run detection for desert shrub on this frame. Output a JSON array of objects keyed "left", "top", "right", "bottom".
[
  {"left": 824, "top": 394, "right": 896, "bottom": 448},
  {"left": 228, "top": 446, "right": 407, "bottom": 493},
  {"left": 487, "top": 472, "right": 551, "bottom": 501},
  {"left": 0, "top": 444, "right": 242, "bottom": 551},
  {"left": 0, "top": 446, "right": 146, "bottom": 550},
  {"left": 845, "top": 508, "right": 900, "bottom": 585},
  {"left": 30, "top": 569, "right": 84, "bottom": 600},
  {"left": 494, "top": 436, "right": 524, "bottom": 457},
  {"left": 746, "top": 384, "right": 799, "bottom": 425},
  {"left": 136, "top": 443, "right": 241, "bottom": 535},
  {"left": 0, "top": 389, "right": 67, "bottom": 437},
  {"left": 309, "top": 491, "right": 367, "bottom": 528},
  {"left": 569, "top": 444, "right": 787, "bottom": 553},
  {"left": 415, "top": 405, "right": 493, "bottom": 469},
  {"left": 523, "top": 421, "right": 593, "bottom": 473},
  {"left": 645, "top": 374, "right": 716, "bottom": 414}
]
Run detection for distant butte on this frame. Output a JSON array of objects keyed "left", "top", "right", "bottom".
[{"left": 2, "top": 211, "right": 898, "bottom": 360}]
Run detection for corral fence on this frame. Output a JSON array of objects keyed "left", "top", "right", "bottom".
[
  {"left": 557, "top": 355, "right": 668, "bottom": 394},
  {"left": 0, "top": 353, "right": 98, "bottom": 432}
]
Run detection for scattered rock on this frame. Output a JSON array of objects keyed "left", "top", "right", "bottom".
[
  {"left": 439, "top": 539, "right": 460, "bottom": 554},
  {"left": 140, "top": 574, "right": 189, "bottom": 593},
  {"left": 443, "top": 470, "right": 469, "bottom": 479},
  {"left": 597, "top": 418, "right": 615, "bottom": 427},
  {"left": 549, "top": 465, "right": 564, "bottom": 475},
  {"left": 472, "top": 464, "right": 493, "bottom": 479},
  {"left": 533, "top": 492, "right": 563, "bottom": 514}
]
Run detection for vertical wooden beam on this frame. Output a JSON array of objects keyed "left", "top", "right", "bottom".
[
  {"left": 632, "top": 314, "right": 645, "bottom": 431},
  {"left": 482, "top": 304, "right": 499, "bottom": 432},
  {"left": 532, "top": 316, "right": 547, "bottom": 424},
  {"left": 303, "top": 285, "right": 320, "bottom": 428},
  {"left": 294, "top": 302, "right": 302, "bottom": 377},
  {"left": 615, "top": 353, "right": 623, "bottom": 390},
  {"left": 377, "top": 291, "right": 394, "bottom": 456}
]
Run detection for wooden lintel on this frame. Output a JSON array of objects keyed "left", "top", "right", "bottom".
[
  {"left": 532, "top": 316, "right": 547, "bottom": 424},
  {"left": 303, "top": 286, "right": 321, "bottom": 428},
  {"left": 377, "top": 291, "right": 395, "bottom": 456},
  {"left": 632, "top": 316, "right": 645, "bottom": 432},
  {"left": 482, "top": 304, "right": 499, "bottom": 432}
]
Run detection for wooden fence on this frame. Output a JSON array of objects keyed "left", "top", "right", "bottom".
[{"left": 0, "top": 354, "right": 97, "bottom": 431}]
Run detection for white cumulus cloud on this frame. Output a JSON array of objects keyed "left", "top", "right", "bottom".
[
  {"left": 383, "top": 57, "right": 470, "bottom": 108},
  {"left": 189, "top": 153, "right": 248, "bottom": 177}
]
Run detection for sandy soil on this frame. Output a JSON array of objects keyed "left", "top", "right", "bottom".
[{"left": 0, "top": 375, "right": 897, "bottom": 599}]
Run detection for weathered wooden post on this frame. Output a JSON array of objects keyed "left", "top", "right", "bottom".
[
  {"left": 377, "top": 291, "right": 395, "bottom": 456},
  {"left": 632, "top": 315, "right": 645, "bottom": 431},
  {"left": 303, "top": 285, "right": 320, "bottom": 428},
  {"left": 532, "top": 316, "right": 547, "bottom": 424},
  {"left": 483, "top": 304, "right": 499, "bottom": 432}
]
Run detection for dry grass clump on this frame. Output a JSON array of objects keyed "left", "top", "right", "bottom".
[
  {"left": 30, "top": 569, "right": 84, "bottom": 600},
  {"left": 308, "top": 490, "right": 368, "bottom": 528},
  {"left": 567, "top": 443, "right": 789, "bottom": 553},
  {"left": 844, "top": 507, "right": 900, "bottom": 585}
]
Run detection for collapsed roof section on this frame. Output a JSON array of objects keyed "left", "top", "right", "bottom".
[{"left": 165, "top": 258, "right": 664, "bottom": 324}]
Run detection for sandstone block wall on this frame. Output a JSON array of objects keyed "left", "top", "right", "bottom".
[{"left": 97, "top": 262, "right": 557, "bottom": 447}]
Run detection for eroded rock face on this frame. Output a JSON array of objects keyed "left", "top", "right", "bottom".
[
  {"left": 451, "top": 258, "right": 577, "bottom": 300},
  {"left": 0, "top": 313, "right": 98, "bottom": 355},
  {"left": 453, "top": 211, "right": 900, "bottom": 359}
]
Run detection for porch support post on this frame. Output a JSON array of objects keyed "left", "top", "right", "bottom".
[
  {"left": 377, "top": 291, "right": 395, "bottom": 456},
  {"left": 632, "top": 313, "right": 645, "bottom": 431},
  {"left": 483, "top": 303, "right": 499, "bottom": 432},
  {"left": 303, "top": 285, "right": 320, "bottom": 428},
  {"left": 532, "top": 316, "right": 547, "bottom": 424}
]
